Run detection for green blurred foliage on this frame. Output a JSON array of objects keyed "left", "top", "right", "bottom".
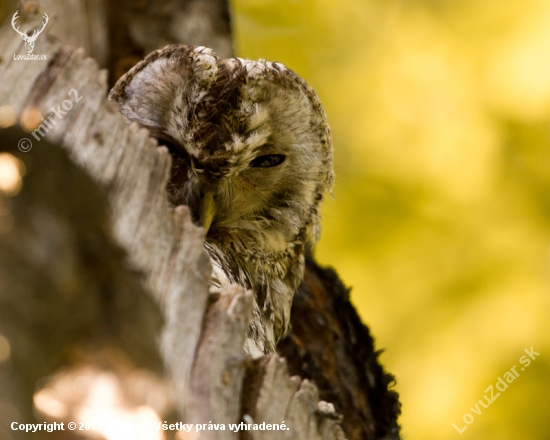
[{"left": 231, "top": 0, "right": 550, "bottom": 438}]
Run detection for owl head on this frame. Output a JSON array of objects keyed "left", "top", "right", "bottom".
[{"left": 109, "top": 45, "right": 333, "bottom": 254}]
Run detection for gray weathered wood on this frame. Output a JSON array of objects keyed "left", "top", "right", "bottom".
[
  {"left": 0, "top": 8, "right": 346, "bottom": 439},
  {"left": 0, "top": 127, "right": 165, "bottom": 440}
]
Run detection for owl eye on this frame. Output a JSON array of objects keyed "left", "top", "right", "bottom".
[{"left": 249, "top": 154, "right": 286, "bottom": 168}]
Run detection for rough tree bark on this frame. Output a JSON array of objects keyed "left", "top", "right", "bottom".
[
  {"left": 0, "top": 1, "right": 400, "bottom": 439},
  {"left": 0, "top": 127, "right": 166, "bottom": 440}
]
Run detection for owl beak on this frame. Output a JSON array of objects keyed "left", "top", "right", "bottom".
[{"left": 198, "top": 190, "right": 217, "bottom": 233}]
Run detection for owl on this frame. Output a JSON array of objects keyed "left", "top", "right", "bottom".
[{"left": 109, "top": 45, "right": 333, "bottom": 357}]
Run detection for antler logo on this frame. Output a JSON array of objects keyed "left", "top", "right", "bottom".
[{"left": 11, "top": 11, "right": 49, "bottom": 54}]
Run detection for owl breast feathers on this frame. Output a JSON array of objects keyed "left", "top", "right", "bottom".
[{"left": 109, "top": 44, "right": 333, "bottom": 357}]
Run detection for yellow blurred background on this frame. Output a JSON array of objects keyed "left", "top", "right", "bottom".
[{"left": 231, "top": 0, "right": 550, "bottom": 438}]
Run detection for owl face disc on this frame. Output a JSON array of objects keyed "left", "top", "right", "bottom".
[{"left": 109, "top": 44, "right": 333, "bottom": 354}]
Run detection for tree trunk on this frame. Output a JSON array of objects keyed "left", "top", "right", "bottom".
[{"left": 0, "top": 1, "right": 400, "bottom": 439}]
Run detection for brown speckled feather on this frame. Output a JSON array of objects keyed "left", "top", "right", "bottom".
[{"left": 109, "top": 44, "right": 333, "bottom": 356}]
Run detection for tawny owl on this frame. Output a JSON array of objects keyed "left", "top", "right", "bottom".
[{"left": 109, "top": 45, "right": 333, "bottom": 357}]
